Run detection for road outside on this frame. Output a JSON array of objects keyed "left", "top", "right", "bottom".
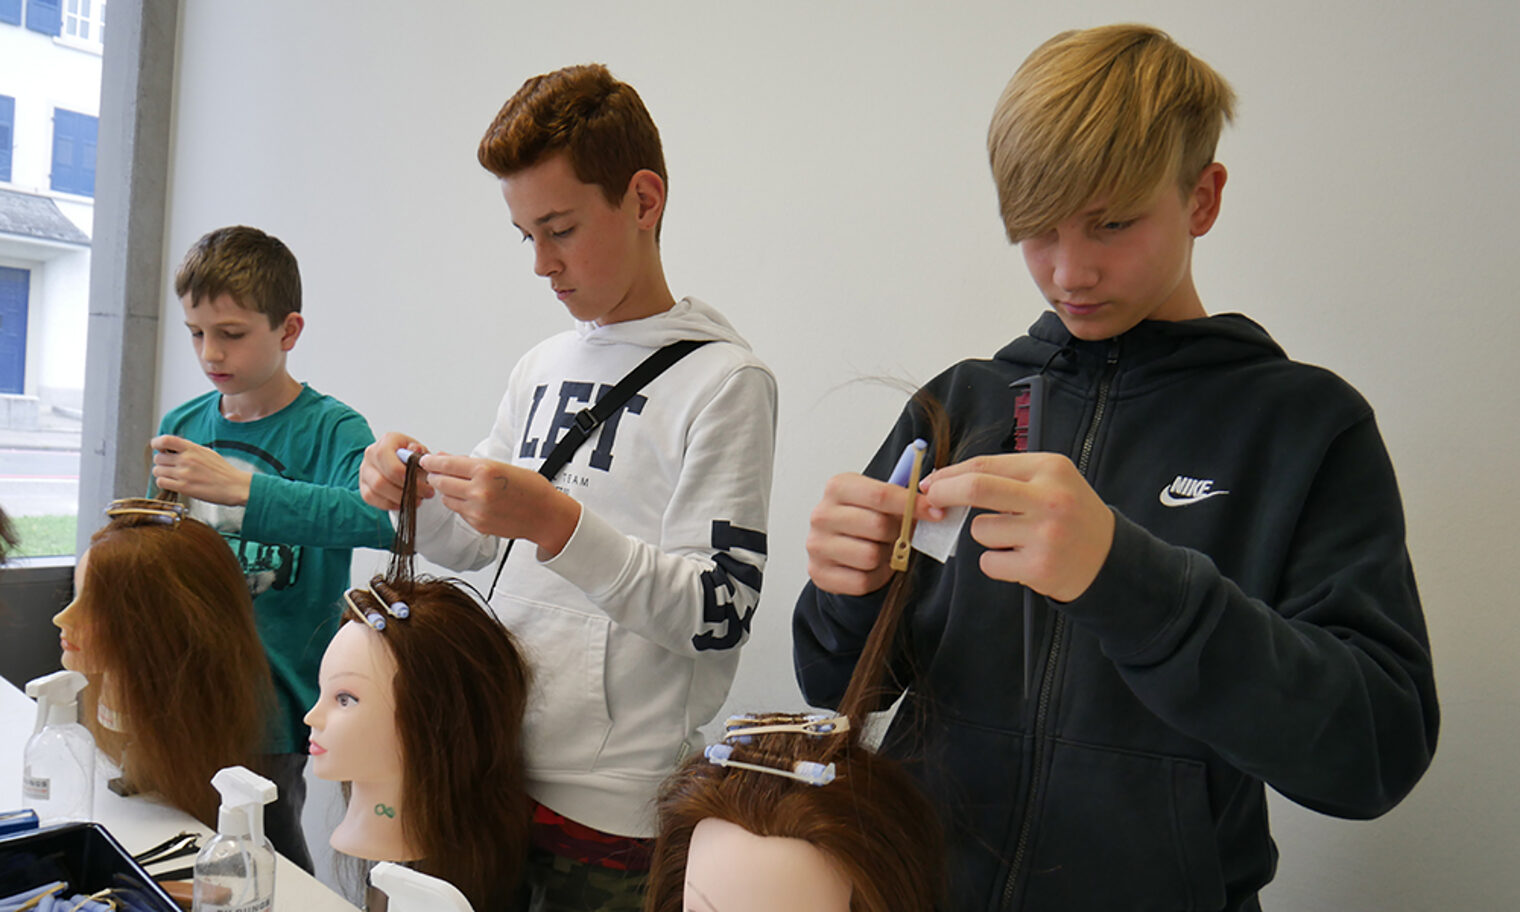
[{"left": 0, "top": 410, "right": 81, "bottom": 558}]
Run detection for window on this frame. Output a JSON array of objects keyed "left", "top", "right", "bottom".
[
  {"left": 24, "top": 0, "right": 59, "bottom": 35},
  {"left": 0, "top": 96, "right": 13, "bottom": 182},
  {"left": 50, "top": 108, "right": 96, "bottom": 197},
  {"left": 59, "top": 0, "right": 102, "bottom": 48}
]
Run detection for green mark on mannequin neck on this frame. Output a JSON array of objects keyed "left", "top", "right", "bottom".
[{"left": 374, "top": 803, "right": 396, "bottom": 819}]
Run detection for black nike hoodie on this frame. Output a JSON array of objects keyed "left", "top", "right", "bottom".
[{"left": 794, "top": 312, "right": 1438, "bottom": 912}]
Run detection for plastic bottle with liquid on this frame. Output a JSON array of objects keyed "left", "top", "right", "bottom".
[
  {"left": 192, "top": 766, "right": 277, "bottom": 912},
  {"left": 22, "top": 670, "right": 95, "bottom": 824}
]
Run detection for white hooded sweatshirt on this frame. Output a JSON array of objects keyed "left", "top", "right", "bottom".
[{"left": 414, "top": 297, "right": 777, "bottom": 836}]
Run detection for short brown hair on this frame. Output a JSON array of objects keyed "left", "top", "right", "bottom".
[
  {"left": 478, "top": 64, "right": 667, "bottom": 231},
  {"left": 175, "top": 225, "right": 301, "bottom": 325},
  {"left": 988, "top": 24, "right": 1235, "bottom": 243}
]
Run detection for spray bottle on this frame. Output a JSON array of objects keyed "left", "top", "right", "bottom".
[
  {"left": 192, "top": 766, "right": 277, "bottom": 912},
  {"left": 22, "top": 670, "right": 95, "bottom": 824},
  {"left": 371, "top": 863, "right": 475, "bottom": 912}
]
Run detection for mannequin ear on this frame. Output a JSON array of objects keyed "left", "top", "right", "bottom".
[
  {"left": 626, "top": 170, "right": 666, "bottom": 231},
  {"left": 279, "top": 313, "right": 305, "bottom": 351},
  {"left": 1188, "top": 162, "right": 1227, "bottom": 238}
]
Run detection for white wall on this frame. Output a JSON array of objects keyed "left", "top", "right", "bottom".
[{"left": 158, "top": 1, "right": 1520, "bottom": 907}]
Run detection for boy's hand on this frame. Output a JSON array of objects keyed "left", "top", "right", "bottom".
[
  {"left": 150, "top": 435, "right": 253, "bottom": 506},
  {"left": 806, "top": 472, "right": 945, "bottom": 597},
  {"left": 422, "top": 454, "right": 582, "bottom": 560},
  {"left": 922, "top": 453, "right": 1114, "bottom": 603},
  {"left": 360, "top": 432, "right": 435, "bottom": 510}
]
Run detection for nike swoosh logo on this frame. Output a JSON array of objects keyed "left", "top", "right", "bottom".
[{"left": 1159, "top": 487, "right": 1229, "bottom": 508}]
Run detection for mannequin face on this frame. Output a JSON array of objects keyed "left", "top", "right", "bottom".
[
  {"left": 52, "top": 550, "right": 98, "bottom": 673},
  {"left": 684, "top": 818, "right": 852, "bottom": 912},
  {"left": 304, "top": 621, "right": 403, "bottom": 784}
]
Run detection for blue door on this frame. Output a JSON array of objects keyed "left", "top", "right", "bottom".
[{"left": 0, "top": 266, "right": 29, "bottom": 394}]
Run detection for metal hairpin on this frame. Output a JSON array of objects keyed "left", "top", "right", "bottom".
[
  {"left": 721, "top": 713, "right": 851, "bottom": 744},
  {"left": 703, "top": 743, "right": 837, "bottom": 787},
  {"left": 105, "top": 497, "right": 187, "bottom": 526},
  {"left": 344, "top": 588, "right": 389, "bottom": 632},
  {"left": 369, "top": 577, "right": 411, "bottom": 619}
]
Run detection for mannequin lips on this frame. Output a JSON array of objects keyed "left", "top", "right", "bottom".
[{"left": 309, "top": 740, "right": 327, "bottom": 756}]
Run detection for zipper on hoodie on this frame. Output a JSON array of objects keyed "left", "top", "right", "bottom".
[{"left": 1000, "top": 340, "right": 1121, "bottom": 912}]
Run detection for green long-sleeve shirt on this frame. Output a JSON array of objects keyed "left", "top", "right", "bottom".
[{"left": 157, "top": 384, "right": 393, "bottom": 752}]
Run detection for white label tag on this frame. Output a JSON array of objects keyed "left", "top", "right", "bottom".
[
  {"left": 912, "top": 505, "right": 969, "bottom": 563},
  {"left": 22, "top": 776, "right": 49, "bottom": 801}
]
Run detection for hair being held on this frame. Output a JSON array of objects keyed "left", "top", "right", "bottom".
[{"left": 345, "top": 450, "right": 532, "bottom": 908}]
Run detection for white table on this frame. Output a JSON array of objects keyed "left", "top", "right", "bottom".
[{"left": 0, "top": 677, "right": 360, "bottom": 910}]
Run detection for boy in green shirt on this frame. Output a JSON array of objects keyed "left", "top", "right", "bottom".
[{"left": 151, "top": 225, "right": 393, "bottom": 871}]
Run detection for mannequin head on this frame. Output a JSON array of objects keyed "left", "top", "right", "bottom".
[
  {"left": 648, "top": 393, "right": 949, "bottom": 912},
  {"left": 646, "top": 714, "right": 940, "bottom": 912},
  {"left": 307, "top": 620, "right": 402, "bottom": 787},
  {"left": 51, "top": 501, "right": 271, "bottom": 825},
  {"left": 305, "top": 576, "right": 530, "bottom": 910}
]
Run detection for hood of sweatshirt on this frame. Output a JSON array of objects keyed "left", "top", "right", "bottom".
[
  {"left": 575, "top": 297, "right": 753, "bottom": 350},
  {"left": 994, "top": 311, "right": 1288, "bottom": 382}
]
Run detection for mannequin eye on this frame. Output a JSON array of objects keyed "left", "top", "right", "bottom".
[{"left": 335, "top": 692, "right": 359, "bottom": 708}]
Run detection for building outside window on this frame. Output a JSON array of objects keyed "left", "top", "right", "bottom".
[
  {"left": 0, "top": 2, "right": 102, "bottom": 557},
  {"left": 59, "top": 0, "right": 103, "bottom": 51}
]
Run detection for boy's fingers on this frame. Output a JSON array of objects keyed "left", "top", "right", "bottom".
[
  {"left": 149, "top": 433, "right": 190, "bottom": 453},
  {"left": 925, "top": 453, "right": 1047, "bottom": 485},
  {"left": 923, "top": 470, "right": 1031, "bottom": 515},
  {"left": 418, "top": 452, "right": 471, "bottom": 479},
  {"left": 824, "top": 472, "right": 915, "bottom": 516}
]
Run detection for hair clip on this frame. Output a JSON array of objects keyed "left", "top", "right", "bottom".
[
  {"left": 105, "top": 497, "right": 187, "bottom": 526},
  {"left": 344, "top": 588, "right": 387, "bottom": 631},
  {"left": 369, "top": 577, "right": 411, "bottom": 619},
  {"left": 889, "top": 440, "right": 927, "bottom": 572},
  {"left": 721, "top": 714, "right": 851, "bottom": 745},
  {"left": 703, "top": 743, "right": 837, "bottom": 787}
]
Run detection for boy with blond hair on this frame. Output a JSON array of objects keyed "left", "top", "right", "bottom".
[
  {"left": 795, "top": 25, "right": 1437, "bottom": 911},
  {"left": 152, "top": 225, "right": 394, "bottom": 871},
  {"left": 361, "top": 64, "right": 776, "bottom": 909}
]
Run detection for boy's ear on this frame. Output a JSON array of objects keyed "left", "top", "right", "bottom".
[
  {"left": 1188, "top": 162, "right": 1227, "bottom": 238},
  {"left": 626, "top": 169, "right": 666, "bottom": 232},
  {"left": 278, "top": 313, "right": 305, "bottom": 351}
]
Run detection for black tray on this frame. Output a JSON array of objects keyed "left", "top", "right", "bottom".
[{"left": 0, "top": 821, "right": 180, "bottom": 911}]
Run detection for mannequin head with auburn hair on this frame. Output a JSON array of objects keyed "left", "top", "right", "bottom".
[
  {"left": 647, "top": 395, "right": 949, "bottom": 912},
  {"left": 647, "top": 715, "right": 940, "bottom": 912},
  {"left": 306, "top": 453, "right": 532, "bottom": 909},
  {"left": 308, "top": 580, "right": 531, "bottom": 909},
  {"left": 51, "top": 506, "right": 272, "bottom": 826}
]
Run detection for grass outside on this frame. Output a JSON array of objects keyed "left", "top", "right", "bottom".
[{"left": 9, "top": 514, "right": 77, "bottom": 558}]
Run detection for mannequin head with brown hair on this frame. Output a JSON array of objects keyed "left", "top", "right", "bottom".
[
  {"left": 51, "top": 502, "right": 272, "bottom": 826},
  {"left": 646, "top": 395, "right": 949, "bottom": 912},
  {"left": 305, "top": 453, "right": 532, "bottom": 909},
  {"left": 646, "top": 713, "right": 940, "bottom": 912}
]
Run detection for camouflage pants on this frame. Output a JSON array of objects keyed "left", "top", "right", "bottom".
[{"left": 525, "top": 849, "right": 649, "bottom": 912}]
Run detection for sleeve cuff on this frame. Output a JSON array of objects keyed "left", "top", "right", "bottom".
[
  {"left": 538, "top": 505, "right": 633, "bottom": 599},
  {"left": 1058, "top": 509, "right": 1194, "bottom": 666}
]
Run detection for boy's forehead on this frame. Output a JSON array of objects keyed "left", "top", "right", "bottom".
[
  {"left": 180, "top": 291, "right": 259, "bottom": 321},
  {"left": 500, "top": 153, "right": 605, "bottom": 224}
]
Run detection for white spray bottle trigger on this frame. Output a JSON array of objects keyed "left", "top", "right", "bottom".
[
  {"left": 371, "top": 862, "right": 475, "bottom": 912},
  {"left": 210, "top": 766, "right": 277, "bottom": 849},
  {"left": 25, "top": 670, "right": 87, "bottom": 734}
]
